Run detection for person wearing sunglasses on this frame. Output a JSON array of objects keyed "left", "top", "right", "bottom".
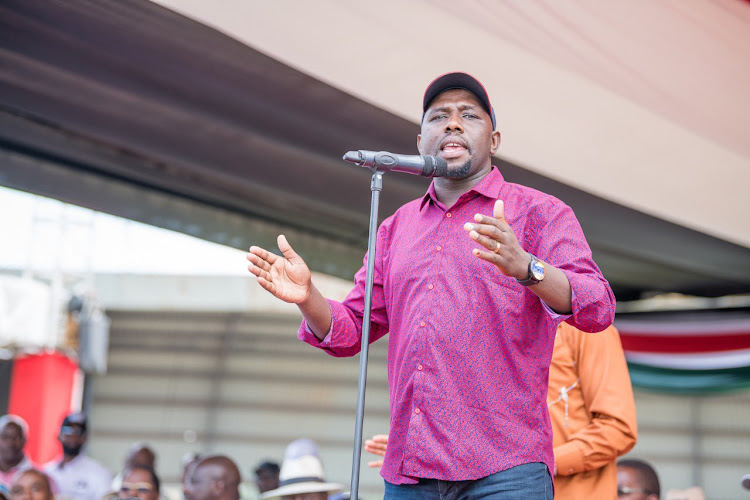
[
  {"left": 117, "top": 465, "right": 160, "bottom": 500},
  {"left": 43, "top": 413, "right": 111, "bottom": 500}
]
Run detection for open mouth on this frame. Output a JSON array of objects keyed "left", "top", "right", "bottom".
[{"left": 440, "top": 139, "right": 468, "bottom": 159}]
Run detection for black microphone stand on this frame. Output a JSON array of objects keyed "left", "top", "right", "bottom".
[{"left": 349, "top": 167, "right": 384, "bottom": 500}]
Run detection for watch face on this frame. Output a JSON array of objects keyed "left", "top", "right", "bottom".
[{"left": 530, "top": 259, "right": 545, "bottom": 281}]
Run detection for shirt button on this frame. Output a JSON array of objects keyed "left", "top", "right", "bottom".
[
  {"left": 417, "top": 364, "right": 423, "bottom": 371},
  {"left": 446, "top": 212, "right": 452, "bottom": 218},
  {"left": 420, "top": 321, "right": 426, "bottom": 327},
  {"left": 414, "top": 408, "right": 420, "bottom": 414},
  {"left": 436, "top": 245, "right": 442, "bottom": 251},
  {"left": 428, "top": 284, "right": 434, "bottom": 290}
]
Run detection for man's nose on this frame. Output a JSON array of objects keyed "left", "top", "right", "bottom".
[{"left": 444, "top": 112, "right": 464, "bottom": 132}]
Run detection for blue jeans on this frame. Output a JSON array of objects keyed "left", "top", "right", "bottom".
[{"left": 384, "top": 462, "right": 552, "bottom": 500}]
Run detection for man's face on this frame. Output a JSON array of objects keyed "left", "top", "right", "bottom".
[
  {"left": 0, "top": 423, "right": 25, "bottom": 463},
  {"left": 183, "top": 464, "right": 216, "bottom": 500},
  {"left": 58, "top": 424, "right": 86, "bottom": 457},
  {"left": 255, "top": 469, "right": 279, "bottom": 493},
  {"left": 118, "top": 468, "right": 159, "bottom": 500},
  {"left": 617, "top": 467, "right": 658, "bottom": 500},
  {"left": 10, "top": 471, "right": 52, "bottom": 500},
  {"left": 418, "top": 88, "right": 500, "bottom": 180}
]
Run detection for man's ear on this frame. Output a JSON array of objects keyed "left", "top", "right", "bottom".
[
  {"left": 490, "top": 131, "right": 501, "bottom": 155},
  {"left": 417, "top": 134, "right": 423, "bottom": 155}
]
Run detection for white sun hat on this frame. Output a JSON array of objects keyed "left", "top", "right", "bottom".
[{"left": 261, "top": 439, "right": 344, "bottom": 499}]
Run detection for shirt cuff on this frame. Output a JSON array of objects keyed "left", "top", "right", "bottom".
[
  {"left": 553, "top": 441, "right": 586, "bottom": 476},
  {"left": 540, "top": 286, "right": 575, "bottom": 320},
  {"left": 297, "top": 299, "right": 337, "bottom": 347},
  {"left": 541, "top": 300, "right": 573, "bottom": 321}
]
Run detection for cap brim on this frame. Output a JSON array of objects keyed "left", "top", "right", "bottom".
[{"left": 261, "top": 481, "right": 343, "bottom": 499}]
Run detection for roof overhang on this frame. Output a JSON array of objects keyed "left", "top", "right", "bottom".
[{"left": 1, "top": 0, "right": 749, "bottom": 300}]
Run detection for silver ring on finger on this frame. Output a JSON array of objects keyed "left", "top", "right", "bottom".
[{"left": 493, "top": 240, "right": 501, "bottom": 254}]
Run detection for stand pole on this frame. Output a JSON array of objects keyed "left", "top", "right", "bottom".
[{"left": 349, "top": 169, "right": 384, "bottom": 500}]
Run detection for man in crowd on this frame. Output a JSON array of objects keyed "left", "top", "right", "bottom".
[
  {"left": 617, "top": 459, "right": 660, "bottom": 500},
  {"left": 247, "top": 71, "right": 614, "bottom": 498},
  {"left": 117, "top": 464, "right": 160, "bottom": 500},
  {"left": 253, "top": 461, "right": 280, "bottom": 496},
  {"left": 183, "top": 455, "right": 240, "bottom": 500},
  {"left": 112, "top": 442, "right": 157, "bottom": 492},
  {"left": 43, "top": 413, "right": 111, "bottom": 500},
  {"left": 367, "top": 323, "right": 638, "bottom": 499},
  {"left": 261, "top": 439, "right": 342, "bottom": 500},
  {"left": 0, "top": 416, "right": 33, "bottom": 488}
]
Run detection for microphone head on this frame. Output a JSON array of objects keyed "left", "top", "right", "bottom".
[
  {"left": 342, "top": 151, "right": 362, "bottom": 165},
  {"left": 423, "top": 155, "right": 448, "bottom": 177}
]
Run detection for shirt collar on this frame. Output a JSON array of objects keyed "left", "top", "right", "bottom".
[
  {"left": 58, "top": 453, "right": 85, "bottom": 469},
  {"left": 420, "top": 166, "right": 505, "bottom": 210}
]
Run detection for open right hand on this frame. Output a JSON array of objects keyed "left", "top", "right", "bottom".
[{"left": 246, "top": 235, "right": 312, "bottom": 304}]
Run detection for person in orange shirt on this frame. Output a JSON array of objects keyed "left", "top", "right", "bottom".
[
  {"left": 549, "top": 322, "right": 637, "bottom": 498},
  {"left": 366, "top": 323, "right": 637, "bottom": 499}
]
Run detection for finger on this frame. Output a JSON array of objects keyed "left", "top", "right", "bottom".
[
  {"left": 464, "top": 222, "right": 504, "bottom": 241},
  {"left": 365, "top": 444, "right": 386, "bottom": 456},
  {"left": 248, "top": 245, "right": 278, "bottom": 266},
  {"left": 467, "top": 229, "right": 505, "bottom": 255},
  {"left": 255, "top": 275, "right": 277, "bottom": 295},
  {"left": 472, "top": 247, "right": 509, "bottom": 269},
  {"left": 247, "top": 253, "right": 272, "bottom": 273},
  {"left": 367, "top": 460, "right": 384, "bottom": 468},
  {"left": 372, "top": 434, "right": 389, "bottom": 444},
  {"left": 493, "top": 199, "right": 505, "bottom": 222},
  {"left": 364, "top": 440, "right": 386, "bottom": 453},
  {"left": 471, "top": 214, "right": 508, "bottom": 233},
  {"left": 247, "top": 263, "right": 273, "bottom": 283},
  {"left": 277, "top": 235, "right": 302, "bottom": 264}
]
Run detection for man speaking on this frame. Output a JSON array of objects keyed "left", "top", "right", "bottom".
[{"left": 247, "top": 72, "right": 615, "bottom": 499}]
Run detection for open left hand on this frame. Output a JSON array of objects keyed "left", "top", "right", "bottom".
[{"left": 463, "top": 200, "right": 530, "bottom": 280}]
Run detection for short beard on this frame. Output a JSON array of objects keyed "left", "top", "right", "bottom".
[
  {"left": 443, "top": 159, "right": 472, "bottom": 179},
  {"left": 62, "top": 444, "right": 83, "bottom": 457}
]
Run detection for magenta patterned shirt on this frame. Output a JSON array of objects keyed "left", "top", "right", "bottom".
[{"left": 299, "top": 167, "right": 615, "bottom": 484}]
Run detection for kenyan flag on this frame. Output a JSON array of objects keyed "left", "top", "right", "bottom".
[{"left": 616, "top": 312, "right": 750, "bottom": 394}]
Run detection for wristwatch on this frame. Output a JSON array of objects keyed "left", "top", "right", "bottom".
[{"left": 516, "top": 253, "right": 545, "bottom": 286}]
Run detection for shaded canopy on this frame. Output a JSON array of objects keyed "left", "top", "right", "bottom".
[{"left": 0, "top": 0, "right": 749, "bottom": 300}]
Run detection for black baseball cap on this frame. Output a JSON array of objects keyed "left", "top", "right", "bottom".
[
  {"left": 422, "top": 72, "right": 496, "bottom": 129},
  {"left": 61, "top": 412, "right": 87, "bottom": 433}
]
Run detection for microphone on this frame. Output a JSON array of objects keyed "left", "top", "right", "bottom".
[{"left": 343, "top": 150, "right": 448, "bottom": 177}]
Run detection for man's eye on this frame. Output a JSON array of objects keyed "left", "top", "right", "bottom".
[
  {"left": 463, "top": 113, "right": 478, "bottom": 119},
  {"left": 430, "top": 114, "right": 446, "bottom": 121}
]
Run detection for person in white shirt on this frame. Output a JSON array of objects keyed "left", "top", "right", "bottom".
[{"left": 43, "top": 413, "right": 111, "bottom": 500}]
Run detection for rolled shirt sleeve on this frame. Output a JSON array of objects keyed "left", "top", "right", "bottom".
[
  {"left": 298, "top": 227, "right": 390, "bottom": 357},
  {"left": 533, "top": 199, "right": 615, "bottom": 332}
]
